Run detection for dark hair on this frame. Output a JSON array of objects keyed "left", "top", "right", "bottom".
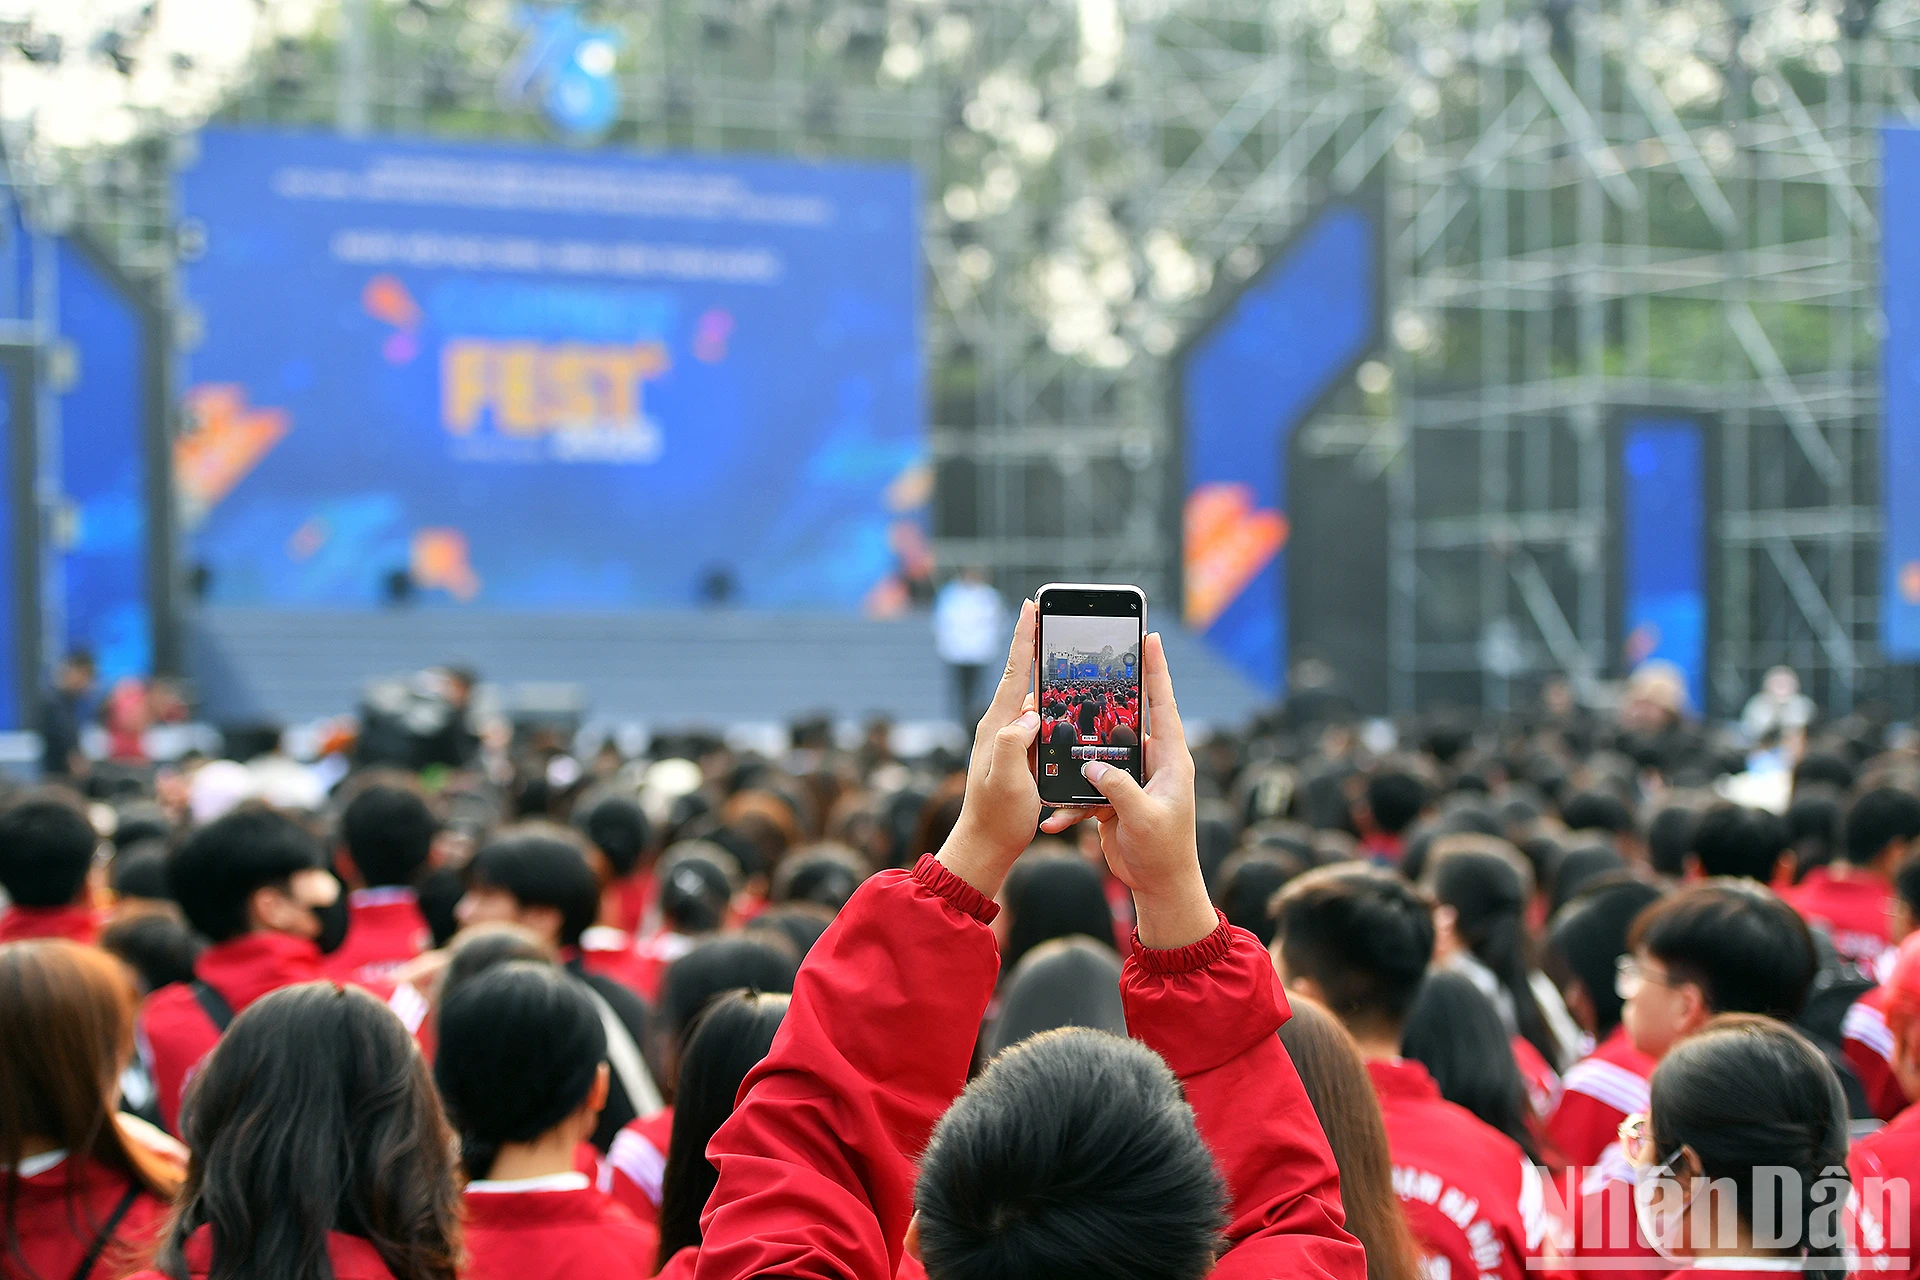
[
  {"left": 655, "top": 990, "right": 789, "bottom": 1269},
  {"left": 575, "top": 793, "right": 651, "bottom": 878},
  {"left": 656, "top": 844, "right": 739, "bottom": 935},
  {"left": 1843, "top": 787, "right": 1920, "bottom": 867},
  {"left": 1275, "top": 998, "right": 1424, "bottom": 1280},
  {"left": 0, "top": 792, "right": 97, "bottom": 908},
  {"left": 1647, "top": 805, "right": 1701, "bottom": 879},
  {"left": 167, "top": 806, "right": 326, "bottom": 943},
  {"left": 435, "top": 962, "right": 607, "bottom": 1181},
  {"left": 467, "top": 824, "right": 602, "bottom": 948},
  {"left": 99, "top": 908, "right": 203, "bottom": 994},
  {"left": 1365, "top": 771, "right": 1428, "bottom": 837},
  {"left": 1648, "top": 1015, "right": 1849, "bottom": 1272},
  {"left": 2, "top": 940, "right": 182, "bottom": 1277},
  {"left": 1423, "top": 843, "right": 1567, "bottom": 1069},
  {"left": 745, "top": 903, "right": 833, "bottom": 960},
  {"left": 999, "top": 855, "right": 1116, "bottom": 976},
  {"left": 1630, "top": 881, "right": 1817, "bottom": 1020},
  {"left": 1560, "top": 790, "right": 1636, "bottom": 838},
  {"left": 1898, "top": 853, "right": 1920, "bottom": 919},
  {"left": 1271, "top": 865, "right": 1435, "bottom": 1036},
  {"left": 1400, "top": 971, "right": 1541, "bottom": 1161},
  {"left": 440, "top": 923, "right": 554, "bottom": 1005},
  {"left": 1689, "top": 804, "right": 1788, "bottom": 882},
  {"left": 1211, "top": 849, "right": 1307, "bottom": 947},
  {"left": 1785, "top": 790, "right": 1844, "bottom": 879},
  {"left": 1546, "top": 877, "right": 1666, "bottom": 1040},
  {"left": 416, "top": 865, "right": 466, "bottom": 950},
  {"left": 110, "top": 842, "right": 173, "bottom": 902},
  {"left": 770, "top": 844, "right": 867, "bottom": 913},
  {"left": 1547, "top": 844, "right": 1627, "bottom": 917},
  {"left": 658, "top": 936, "right": 798, "bottom": 1080},
  {"left": 1793, "top": 752, "right": 1856, "bottom": 796},
  {"left": 986, "top": 937, "right": 1126, "bottom": 1057},
  {"left": 162, "top": 983, "right": 461, "bottom": 1280},
  {"left": 111, "top": 805, "right": 173, "bottom": 853},
  {"left": 340, "top": 781, "right": 438, "bottom": 888},
  {"left": 913, "top": 1028, "right": 1227, "bottom": 1280}
]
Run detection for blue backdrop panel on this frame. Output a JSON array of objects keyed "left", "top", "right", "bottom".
[
  {"left": 1621, "top": 418, "right": 1706, "bottom": 715},
  {"left": 1885, "top": 125, "right": 1920, "bottom": 659},
  {"left": 0, "top": 360, "right": 21, "bottom": 730},
  {"left": 180, "top": 127, "right": 922, "bottom": 610},
  {"left": 1179, "top": 203, "right": 1377, "bottom": 694},
  {"left": 57, "top": 239, "right": 151, "bottom": 682}
]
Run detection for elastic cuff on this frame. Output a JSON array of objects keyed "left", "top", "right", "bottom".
[
  {"left": 912, "top": 854, "right": 1000, "bottom": 925},
  {"left": 1129, "top": 911, "right": 1232, "bottom": 975}
]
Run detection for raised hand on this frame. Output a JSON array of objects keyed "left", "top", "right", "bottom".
[
  {"left": 934, "top": 599, "right": 1045, "bottom": 899},
  {"left": 1039, "top": 633, "right": 1214, "bottom": 948}
]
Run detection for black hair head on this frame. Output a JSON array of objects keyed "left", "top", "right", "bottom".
[
  {"left": 744, "top": 903, "right": 834, "bottom": 960},
  {"left": 1649, "top": 1014, "right": 1850, "bottom": 1270},
  {"left": 1364, "top": 771, "right": 1429, "bottom": 837},
  {"left": 914, "top": 1028, "right": 1227, "bottom": 1280},
  {"left": 98, "top": 908, "right": 204, "bottom": 994},
  {"left": 770, "top": 843, "right": 868, "bottom": 913},
  {"left": 440, "top": 922, "right": 555, "bottom": 1002},
  {"left": 656, "top": 842, "right": 741, "bottom": 935},
  {"left": 1784, "top": 788, "right": 1844, "bottom": 877},
  {"left": 999, "top": 854, "right": 1116, "bottom": 976},
  {"left": 574, "top": 791, "right": 652, "bottom": 878},
  {"left": 656, "top": 990, "right": 790, "bottom": 1265},
  {"left": 1629, "top": 880, "right": 1816, "bottom": 1020},
  {"left": 659, "top": 935, "right": 798, "bottom": 1047},
  {"left": 1646, "top": 805, "right": 1702, "bottom": 879},
  {"left": 164, "top": 982, "right": 461, "bottom": 1280},
  {"left": 467, "top": 824, "right": 602, "bottom": 948},
  {"left": 1688, "top": 804, "right": 1788, "bottom": 882},
  {"left": 1422, "top": 840, "right": 1566, "bottom": 1068},
  {"left": 1210, "top": 849, "right": 1308, "bottom": 947},
  {"left": 110, "top": 804, "right": 174, "bottom": 853},
  {"left": 1897, "top": 854, "right": 1920, "bottom": 919},
  {"left": 339, "top": 780, "right": 438, "bottom": 888},
  {"left": 1843, "top": 787, "right": 1920, "bottom": 867},
  {"left": 1793, "top": 752, "right": 1856, "bottom": 796},
  {"left": 1271, "top": 865, "right": 1435, "bottom": 1036},
  {"left": 0, "top": 791, "right": 97, "bottom": 908},
  {"left": 1560, "top": 790, "right": 1637, "bottom": 838},
  {"left": 1546, "top": 876, "right": 1666, "bottom": 1040},
  {"left": 166, "top": 805, "right": 327, "bottom": 943},
  {"left": 434, "top": 961, "right": 607, "bottom": 1181},
  {"left": 1401, "top": 970, "right": 1540, "bottom": 1161},
  {"left": 986, "top": 936, "right": 1127, "bottom": 1057},
  {"left": 1548, "top": 844, "right": 1627, "bottom": 917},
  {"left": 109, "top": 841, "right": 173, "bottom": 902}
]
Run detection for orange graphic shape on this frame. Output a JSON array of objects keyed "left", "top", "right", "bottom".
[
  {"left": 1184, "top": 482, "right": 1288, "bottom": 631},
  {"left": 362, "top": 274, "right": 422, "bottom": 329},
  {"left": 176, "top": 385, "right": 291, "bottom": 522},
  {"left": 1904, "top": 561, "right": 1920, "bottom": 605},
  {"left": 412, "top": 528, "right": 481, "bottom": 602}
]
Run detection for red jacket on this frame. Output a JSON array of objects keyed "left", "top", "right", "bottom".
[
  {"left": 1785, "top": 866, "right": 1894, "bottom": 971},
  {"left": 1368, "top": 1058, "right": 1544, "bottom": 1280},
  {"left": 461, "top": 1181, "right": 659, "bottom": 1280},
  {"left": 574, "top": 933, "right": 653, "bottom": 998},
  {"left": 691, "top": 855, "right": 1364, "bottom": 1280},
  {"left": 1511, "top": 1035, "right": 1563, "bottom": 1122},
  {"left": 1850, "top": 1098, "right": 1920, "bottom": 1278},
  {"left": 320, "top": 889, "right": 430, "bottom": 987},
  {"left": 4, "top": 1154, "right": 169, "bottom": 1280},
  {"left": 1544, "top": 1026, "right": 1653, "bottom": 1172},
  {"left": 0, "top": 903, "right": 104, "bottom": 946},
  {"left": 605, "top": 871, "right": 657, "bottom": 937},
  {"left": 126, "top": 1226, "right": 396, "bottom": 1280},
  {"left": 604, "top": 1108, "right": 674, "bottom": 1226},
  {"left": 137, "top": 931, "right": 326, "bottom": 1134},
  {"left": 1846, "top": 986, "right": 1910, "bottom": 1121}
]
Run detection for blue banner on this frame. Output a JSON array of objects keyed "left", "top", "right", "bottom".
[
  {"left": 1179, "top": 203, "right": 1377, "bottom": 694},
  {"left": 57, "top": 239, "right": 152, "bottom": 682},
  {"left": 0, "top": 361, "right": 19, "bottom": 730},
  {"left": 1621, "top": 418, "right": 1706, "bottom": 715},
  {"left": 1885, "top": 126, "right": 1920, "bottom": 659},
  {"left": 180, "top": 128, "right": 923, "bottom": 610}
]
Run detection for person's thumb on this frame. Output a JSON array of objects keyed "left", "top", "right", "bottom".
[
  {"left": 1080, "top": 759, "right": 1145, "bottom": 815},
  {"left": 992, "top": 710, "right": 1042, "bottom": 776}
]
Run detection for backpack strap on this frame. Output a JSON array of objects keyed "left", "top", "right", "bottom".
[
  {"left": 68, "top": 1182, "right": 142, "bottom": 1280},
  {"left": 191, "top": 980, "right": 235, "bottom": 1033}
]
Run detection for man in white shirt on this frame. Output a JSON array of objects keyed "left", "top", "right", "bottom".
[{"left": 932, "top": 567, "right": 1008, "bottom": 728}]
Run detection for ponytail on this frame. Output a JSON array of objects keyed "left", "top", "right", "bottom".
[
  {"left": 1424, "top": 842, "right": 1568, "bottom": 1068},
  {"left": 459, "top": 1134, "right": 502, "bottom": 1183}
]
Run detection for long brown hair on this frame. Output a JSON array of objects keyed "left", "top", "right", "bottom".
[
  {"left": 1277, "top": 995, "right": 1424, "bottom": 1280},
  {"left": 1, "top": 940, "right": 182, "bottom": 1271}
]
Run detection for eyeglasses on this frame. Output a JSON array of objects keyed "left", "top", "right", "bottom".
[{"left": 1615, "top": 955, "right": 1679, "bottom": 1001}]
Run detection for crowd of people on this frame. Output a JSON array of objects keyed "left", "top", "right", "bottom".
[
  {"left": 6, "top": 608, "right": 1920, "bottom": 1280},
  {"left": 1041, "top": 679, "right": 1142, "bottom": 747}
]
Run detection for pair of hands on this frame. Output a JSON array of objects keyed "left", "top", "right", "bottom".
[{"left": 935, "top": 598, "right": 1218, "bottom": 950}]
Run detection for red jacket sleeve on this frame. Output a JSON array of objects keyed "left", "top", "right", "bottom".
[
  {"left": 1121, "top": 916, "right": 1367, "bottom": 1280},
  {"left": 693, "top": 856, "right": 1000, "bottom": 1280}
]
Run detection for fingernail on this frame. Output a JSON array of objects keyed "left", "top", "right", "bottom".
[
  {"left": 1018, "top": 710, "right": 1039, "bottom": 730},
  {"left": 1082, "top": 761, "right": 1109, "bottom": 782}
]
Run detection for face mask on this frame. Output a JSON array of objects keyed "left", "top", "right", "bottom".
[
  {"left": 1631, "top": 1155, "right": 1691, "bottom": 1262},
  {"left": 312, "top": 891, "right": 351, "bottom": 955}
]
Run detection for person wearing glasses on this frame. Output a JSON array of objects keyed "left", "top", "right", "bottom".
[
  {"left": 1561, "top": 881, "right": 1819, "bottom": 1280},
  {"left": 1617, "top": 1015, "right": 1850, "bottom": 1278}
]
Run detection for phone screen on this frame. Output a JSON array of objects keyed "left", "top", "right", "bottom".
[{"left": 1035, "top": 585, "right": 1145, "bottom": 806}]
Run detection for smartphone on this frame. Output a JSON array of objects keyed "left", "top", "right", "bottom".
[{"left": 1032, "top": 583, "right": 1146, "bottom": 806}]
